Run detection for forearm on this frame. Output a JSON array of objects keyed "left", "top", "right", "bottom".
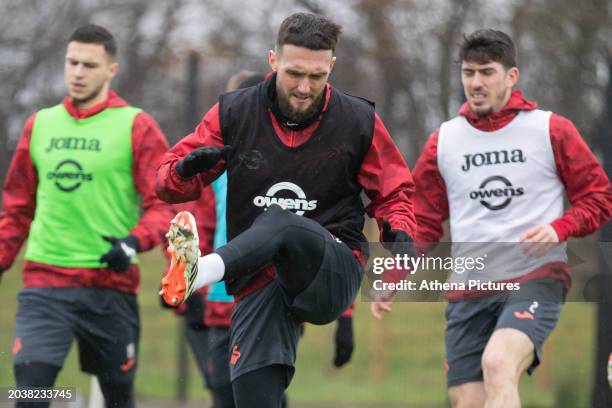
[
  {"left": 361, "top": 114, "right": 417, "bottom": 237},
  {"left": 156, "top": 104, "right": 226, "bottom": 203},
  {"left": 549, "top": 114, "right": 612, "bottom": 240}
]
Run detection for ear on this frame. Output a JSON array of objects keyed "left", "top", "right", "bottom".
[
  {"left": 506, "top": 66, "right": 519, "bottom": 88},
  {"left": 330, "top": 55, "right": 336, "bottom": 73},
  {"left": 108, "top": 61, "right": 119, "bottom": 80},
  {"left": 268, "top": 49, "right": 277, "bottom": 72}
]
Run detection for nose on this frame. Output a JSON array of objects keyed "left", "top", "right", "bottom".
[
  {"left": 471, "top": 72, "right": 484, "bottom": 88},
  {"left": 73, "top": 63, "right": 85, "bottom": 77},
  {"left": 297, "top": 78, "right": 311, "bottom": 95}
]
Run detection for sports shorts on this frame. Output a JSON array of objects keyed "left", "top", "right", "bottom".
[
  {"left": 13, "top": 287, "right": 139, "bottom": 384},
  {"left": 228, "top": 236, "right": 362, "bottom": 382},
  {"left": 445, "top": 278, "right": 565, "bottom": 387}
]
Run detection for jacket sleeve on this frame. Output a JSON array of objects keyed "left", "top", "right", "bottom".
[
  {"left": 0, "top": 114, "right": 38, "bottom": 270},
  {"left": 381, "top": 130, "right": 449, "bottom": 284},
  {"left": 129, "top": 112, "right": 175, "bottom": 252},
  {"left": 548, "top": 114, "right": 612, "bottom": 241},
  {"left": 359, "top": 113, "right": 417, "bottom": 238},
  {"left": 156, "top": 103, "right": 226, "bottom": 204},
  {"left": 412, "top": 130, "right": 449, "bottom": 246}
]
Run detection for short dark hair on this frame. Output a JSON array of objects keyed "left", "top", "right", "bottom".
[
  {"left": 459, "top": 29, "right": 517, "bottom": 69},
  {"left": 276, "top": 13, "right": 342, "bottom": 52},
  {"left": 69, "top": 24, "right": 117, "bottom": 58}
]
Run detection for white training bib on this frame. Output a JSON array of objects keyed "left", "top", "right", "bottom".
[{"left": 437, "top": 110, "right": 567, "bottom": 281}]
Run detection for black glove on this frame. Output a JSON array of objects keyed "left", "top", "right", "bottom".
[
  {"left": 333, "top": 316, "right": 354, "bottom": 368},
  {"left": 176, "top": 146, "right": 232, "bottom": 178},
  {"left": 381, "top": 220, "right": 415, "bottom": 257},
  {"left": 99, "top": 235, "right": 140, "bottom": 273}
]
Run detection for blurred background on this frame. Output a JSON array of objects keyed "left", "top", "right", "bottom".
[{"left": 1, "top": 0, "right": 611, "bottom": 407}]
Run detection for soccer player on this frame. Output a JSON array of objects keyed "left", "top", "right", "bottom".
[
  {"left": 161, "top": 72, "right": 264, "bottom": 408},
  {"left": 157, "top": 12, "right": 416, "bottom": 407},
  {"left": 0, "top": 24, "right": 171, "bottom": 408},
  {"left": 374, "top": 29, "right": 612, "bottom": 407}
]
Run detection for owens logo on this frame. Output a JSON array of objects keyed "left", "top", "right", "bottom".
[
  {"left": 253, "top": 182, "right": 317, "bottom": 216},
  {"left": 47, "top": 159, "right": 93, "bottom": 192},
  {"left": 469, "top": 175, "right": 524, "bottom": 211},
  {"left": 462, "top": 149, "right": 525, "bottom": 172}
]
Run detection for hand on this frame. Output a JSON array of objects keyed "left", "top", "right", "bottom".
[
  {"left": 519, "top": 224, "right": 559, "bottom": 258},
  {"left": 370, "top": 300, "right": 393, "bottom": 320},
  {"left": 99, "top": 235, "right": 140, "bottom": 273},
  {"left": 333, "top": 316, "right": 354, "bottom": 368},
  {"left": 176, "top": 146, "right": 232, "bottom": 178},
  {"left": 381, "top": 220, "right": 415, "bottom": 257}
]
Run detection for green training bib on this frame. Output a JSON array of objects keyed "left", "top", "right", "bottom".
[{"left": 26, "top": 103, "right": 142, "bottom": 268}]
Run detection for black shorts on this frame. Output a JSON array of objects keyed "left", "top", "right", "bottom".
[
  {"left": 445, "top": 279, "right": 564, "bottom": 387},
  {"left": 229, "top": 237, "right": 362, "bottom": 382},
  {"left": 13, "top": 288, "right": 140, "bottom": 384}
]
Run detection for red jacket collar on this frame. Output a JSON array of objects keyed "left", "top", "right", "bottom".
[
  {"left": 458, "top": 90, "right": 538, "bottom": 132},
  {"left": 62, "top": 90, "right": 129, "bottom": 120}
]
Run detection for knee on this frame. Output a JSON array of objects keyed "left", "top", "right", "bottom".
[
  {"left": 448, "top": 386, "right": 484, "bottom": 408},
  {"left": 14, "top": 362, "right": 60, "bottom": 387},
  {"left": 481, "top": 351, "right": 518, "bottom": 385},
  {"left": 258, "top": 205, "right": 301, "bottom": 236},
  {"left": 263, "top": 203, "right": 289, "bottom": 218},
  {"left": 256, "top": 204, "right": 294, "bottom": 226}
]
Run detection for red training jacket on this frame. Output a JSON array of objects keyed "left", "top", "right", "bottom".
[
  {"left": 412, "top": 90, "right": 612, "bottom": 300},
  {"left": 0, "top": 91, "right": 173, "bottom": 295},
  {"left": 156, "top": 84, "right": 417, "bottom": 299}
]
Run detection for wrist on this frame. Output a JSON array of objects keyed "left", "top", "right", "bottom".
[
  {"left": 550, "top": 219, "right": 570, "bottom": 242},
  {"left": 175, "top": 159, "right": 190, "bottom": 179},
  {"left": 124, "top": 235, "right": 141, "bottom": 253}
]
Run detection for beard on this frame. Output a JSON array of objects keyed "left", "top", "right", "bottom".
[
  {"left": 473, "top": 105, "right": 494, "bottom": 117},
  {"left": 276, "top": 86, "right": 325, "bottom": 124},
  {"left": 71, "top": 83, "right": 105, "bottom": 108},
  {"left": 473, "top": 88, "right": 509, "bottom": 117}
]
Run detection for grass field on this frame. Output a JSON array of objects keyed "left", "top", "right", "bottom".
[{"left": 0, "top": 250, "right": 596, "bottom": 407}]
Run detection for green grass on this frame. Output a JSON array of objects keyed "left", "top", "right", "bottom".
[{"left": 0, "top": 250, "right": 596, "bottom": 407}]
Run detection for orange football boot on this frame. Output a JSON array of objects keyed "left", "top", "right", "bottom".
[{"left": 160, "top": 211, "right": 200, "bottom": 306}]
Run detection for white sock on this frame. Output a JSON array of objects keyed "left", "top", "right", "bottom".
[{"left": 193, "top": 253, "right": 226, "bottom": 290}]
